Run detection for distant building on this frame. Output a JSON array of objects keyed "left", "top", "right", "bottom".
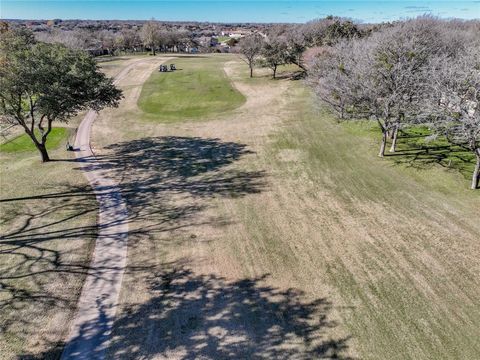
[{"left": 228, "top": 31, "right": 246, "bottom": 39}]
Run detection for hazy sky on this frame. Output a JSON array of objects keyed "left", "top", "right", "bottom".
[{"left": 1, "top": 1, "right": 479, "bottom": 23}]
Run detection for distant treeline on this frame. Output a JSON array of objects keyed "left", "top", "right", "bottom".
[{"left": 2, "top": 16, "right": 384, "bottom": 55}]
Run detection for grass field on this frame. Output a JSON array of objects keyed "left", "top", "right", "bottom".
[
  {"left": 342, "top": 121, "right": 476, "bottom": 183},
  {"left": 0, "top": 128, "right": 69, "bottom": 153},
  {"left": 138, "top": 55, "right": 245, "bottom": 122},
  {"left": 2, "top": 54, "right": 478, "bottom": 359},
  {"left": 259, "top": 88, "right": 480, "bottom": 359},
  {"left": 90, "top": 55, "right": 479, "bottom": 359},
  {"left": 0, "top": 123, "right": 96, "bottom": 358}
]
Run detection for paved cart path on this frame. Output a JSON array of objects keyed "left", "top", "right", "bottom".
[{"left": 61, "top": 58, "right": 165, "bottom": 360}]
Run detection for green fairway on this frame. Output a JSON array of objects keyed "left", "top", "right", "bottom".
[
  {"left": 138, "top": 56, "right": 245, "bottom": 122},
  {"left": 0, "top": 127, "right": 69, "bottom": 153}
]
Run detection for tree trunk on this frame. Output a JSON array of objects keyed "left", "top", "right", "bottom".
[
  {"left": 379, "top": 129, "right": 387, "bottom": 157},
  {"left": 250, "top": 65, "right": 253, "bottom": 78},
  {"left": 36, "top": 143, "right": 50, "bottom": 162},
  {"left": 273, "top": 65, "right": 277, "bottom": 79},
  {"left": 389, "top": 125, "right": 399, "bottom": 153},
  {"left": 471, "top": 149, "right": 480, "bottom": 190}
]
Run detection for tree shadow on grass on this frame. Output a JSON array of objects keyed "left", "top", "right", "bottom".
[
  {"left": 1, "top": 136, "right": 266, "bottom": 358},
  {"left": 384, "top": 130, "right": 475, "bottom": 181},
  {"left": 20, "top": 265, "right": 354, "bottom": 359},
  {"left": 387, "top": 143, "right": 475, "bottom": 181},
  {"left": 66, "top": 260, "right": 353, "bottom": 359},
  {"left": 274, "top": 70, "right": 306, "bottom": 81},
  {"left": 0, "top": 183, "right": 99, "bottom": 359},
  {"left": 77, "top": 136, "right": 266, "bottom": 237}
]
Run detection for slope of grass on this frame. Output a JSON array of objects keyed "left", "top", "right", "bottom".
[
  {"left": 215, "top": 36, "right": 231, "bottom": 42},
  {"left": 0, "top": 128, "right": 69, "bottom": 153},
  {"left": 138, "top": 55, "right": 245, "bottom": 122},
  {"left": 247, "top": 85, "right": 480, "bottom": 359}
]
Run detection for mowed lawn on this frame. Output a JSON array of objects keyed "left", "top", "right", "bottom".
[
  {"left": 138, "top": 55, "right": 245, "bottom": 122},
  {"left": 82, "top": 55, "right": 480, "bottom": 359},
  {"left": 5, "top": 54, "right": 475, "bottom": 359},
  {"left": 0, "top": 123, "right": 97, "bottom": 357},
  {"left": 0, "top": 127, "right": 69, "bottom": 153},
  {"left": 229, "top": 83, "right": 480, "bottom": 359}
]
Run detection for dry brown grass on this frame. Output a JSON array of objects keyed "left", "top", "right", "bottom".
[
  {"left": 67, "top": 54, "right": 479, "bottom": 359},
  {"left": 0, "top": 121, "right": 97, "bottom": 359},
  {"left": 89, "top": 55, "right": 352, "bottom": 359}
]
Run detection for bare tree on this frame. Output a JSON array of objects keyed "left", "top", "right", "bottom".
[
  {"left": 237, "top": 34, "right": 264, "bottom": 78},
  {"left": 140, "top": 19, "right": 161, "bottom": 55},
  {"left": 261, "top": 35, "right": 289, "bottom": 79},
  {"left": 119, "top": 28, "right": 141, "bottom": 52},
  {"left": 309, "top": 17, "right": 464, "bottom": 157},
  {"left": 309, "top": 38, "right": 384, "bottom": 145},
  {"left": 427, "top": 45, "right": 480, "bottom": 189},
  {"left": 36, "top": 29, "right": 99, "bottom": 51},
  {"left": 98, "top": 30, "right": 118, "bottom": 55}
]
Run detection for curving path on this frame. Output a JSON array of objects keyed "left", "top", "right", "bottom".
[{"left": 61, "top": 58, "right": 162, "bottom": 359}]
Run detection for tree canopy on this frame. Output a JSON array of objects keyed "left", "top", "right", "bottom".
[
  {"left": 237, "top": 34, "right": 264, "bottom": 78},
  {"left": 0, "top": 29, "right": 123, "bottom": 162},
  {"left": 308, "top": 16, "right": 480, "bottom": 189}
]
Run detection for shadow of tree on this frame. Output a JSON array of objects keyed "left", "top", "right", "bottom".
[
  {"left": 387, "top": 140, "right": 475, "bottom": 180},
  {"left": 88, "top": 136, "right": 265, "bottom": 197},
  {"left": 75, "top": 136, "right": 266, "bottom": 244},
  {"left": 1, "top": 184, "right": 99, "bottom": 358},
  {"left": 1, "top": 136, "right": 266, "bottom": 358},
  {"left": 78, "top": 262, "right": 353, "bottom": 359}
]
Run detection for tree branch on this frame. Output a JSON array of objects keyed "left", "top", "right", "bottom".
[{"left": 41, "top": 117, "right": 54, "bottom": 145}]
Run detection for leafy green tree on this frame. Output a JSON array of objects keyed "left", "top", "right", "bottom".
[
  {"left": 0, "top": 29, "right": 122, "bottom": 162},
  {"left": 323, "top": 19, "right": 361, "bottom": 45},
  {"left": 0, "top": 21, "right": 8, "bottom": 34},
  {"left": 226, "top": 38, "right": 238, "bottom": 47}
]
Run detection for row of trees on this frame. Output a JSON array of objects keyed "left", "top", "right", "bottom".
[
  {"left": 139, "top": 20, "right": 192, "bottom": 55},
  {"left": 308, "top": 17, "right": 480, "bottom": 189},
  {"left": 2, "top": 16, "right": 478, "bottom": 191},
  {"left": 35, "top": 20, "right": 194, "bottom": 55},
  {"left": 237, "top": 17, "right": 363, "bottom": 78}
]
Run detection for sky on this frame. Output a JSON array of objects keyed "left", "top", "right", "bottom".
[{"left": 1, "top": 1, "right": 479, "bottom": 24}]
